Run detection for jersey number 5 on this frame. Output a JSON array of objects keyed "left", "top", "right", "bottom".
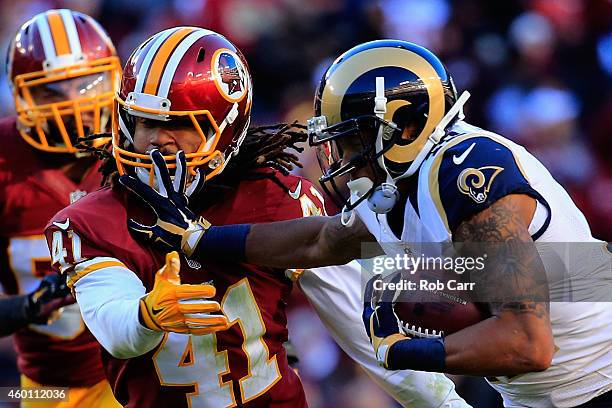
[
  {"left": 8, "top": 236, "right": 83, "bottom": 339},
  {"left": 154, "top": 278, "right": 281, "bottom": 407}
]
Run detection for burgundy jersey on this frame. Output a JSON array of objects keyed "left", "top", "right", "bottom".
[
  {"left": 0, "top": 116, "right": 106, "bottom": 387},
  {"left": 45, "top": 170, "right": 328, "bottom": 407}
]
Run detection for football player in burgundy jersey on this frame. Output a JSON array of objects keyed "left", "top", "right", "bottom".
[
  {"left": 0, "top": 9, "right": 121, "bottom": 408},
  {"left": 45, "top": 28, "right": 319, "bottom": 408}
]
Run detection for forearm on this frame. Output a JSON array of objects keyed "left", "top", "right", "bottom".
[
  {"left": 246, "top": 216, "right": 357, "bottom": 268},
  {"left": 73, "top": 259, "right": 163, "bottom": 358},
  {"left": 385, "top": 312, "right": 552, "bottom": 376},
  {"left": 443, "top": 312, "right": 553, "bottom": 376},
  {"left": 192, "top": 215, "right": 368, "bottom": 269},
  {"left": 0, "top": 295, "right": 30, "bottom": 336}
]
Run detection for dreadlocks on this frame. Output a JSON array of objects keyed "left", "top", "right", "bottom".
[
  {"left": 210, "top": 122, "right": 307, "bottom": 192},
  {"left": 75, "top": 121, "right": 308, "bottom": 193}
]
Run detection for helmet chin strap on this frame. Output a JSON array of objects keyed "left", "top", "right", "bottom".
[
  {"left": 204, "top": 102, "right": 238, "bottom": 152},
  {"left": 342, "top": 76, "right": 400, "bottom": 217},
  {"left": 369, "top": 76, "right": 399, "bottom": 214}
]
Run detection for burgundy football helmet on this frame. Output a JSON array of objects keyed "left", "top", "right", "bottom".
[
  {"left": 113, "top": 27, "right": 253, "bottom": 185},
  {"left": 7, "top": 9, "right": 121, "bottom": 153}
]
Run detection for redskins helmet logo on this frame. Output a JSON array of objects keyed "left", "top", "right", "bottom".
[
  {"left": 457, "top": 166, "right": 504, "bottom": 203},
  {"left": 212, "top": 49, "right": 248, "bottom": 102}
]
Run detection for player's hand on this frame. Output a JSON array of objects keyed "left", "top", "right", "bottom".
[
  {"left": 26, "top": 274, "right": 75, "bottom": 325},
  {"left": 139, "top": 251, "right": 228, "bottom": 335},
  {"left": 119, "top": 149, "right": 209, "bottom": 257},
  {"left": 362, "top": 273, "right": 408, "bottom": 368}
]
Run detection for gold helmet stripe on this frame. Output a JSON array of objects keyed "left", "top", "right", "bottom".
[
  {"left": 46, "top": 10, "right": 71, "bottom": 56},
  {"left": 134, "top": 28, "right": 179, "bottom": 93},
  {"left": 59, "top": 9, "right": 83, "bottom": 58},
  {"left": 143, "top": 27, "right": 196, "bottom": 95},
  {"left": 157, "top": 29, "right": 214, "bottom": 98},
  {"left": 321, "top": 47, "right": 445, "bottom": 164}
]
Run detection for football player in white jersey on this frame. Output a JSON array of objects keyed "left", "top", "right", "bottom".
[{"left": 121, "top": 40, "right": 612, "bottom": 407}]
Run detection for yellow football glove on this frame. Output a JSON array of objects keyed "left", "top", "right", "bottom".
[{"left": 139, "top": 251, "right": 228, "bottom": 335}]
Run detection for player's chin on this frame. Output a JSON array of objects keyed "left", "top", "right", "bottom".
[{"left": 350, "top": 165, "right": 376, "bottom": 182}]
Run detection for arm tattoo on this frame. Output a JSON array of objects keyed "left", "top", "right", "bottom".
[{"left": 454, "top": 195, "right": 549, "bottom": 319}]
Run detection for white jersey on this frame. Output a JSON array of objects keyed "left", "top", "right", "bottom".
[
  {"left": 352, "top": 120, "right": 612, "bottom": 407},
  {"left": 296, "top": 262, "right": 470, "bottom": 408}
]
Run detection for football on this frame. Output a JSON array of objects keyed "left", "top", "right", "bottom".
[{"left": 391, "top": 269, "right": 489, "bottom": 338}]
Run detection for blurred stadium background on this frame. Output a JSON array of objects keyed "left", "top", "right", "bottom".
[{"left": 0, "top": 0, "right": 610, "bottom": 407}]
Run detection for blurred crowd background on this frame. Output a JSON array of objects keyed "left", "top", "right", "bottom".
[{"left": 0, "top": 0, "right": 610, "bottom": 407}]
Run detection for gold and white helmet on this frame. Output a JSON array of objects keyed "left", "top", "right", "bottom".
[{"left": 307, "top": 40, "right": 469, "bottom": 212}]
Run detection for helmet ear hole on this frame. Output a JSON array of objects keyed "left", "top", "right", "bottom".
[
  {"left": 393, "top": 102, "right": 428, "bottom": 146},
  {"left": 196, "top": 47, "right": 206, "bottom": 63}
]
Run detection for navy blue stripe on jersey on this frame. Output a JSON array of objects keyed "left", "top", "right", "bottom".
[
  {"left": 408, "top": 186, "right": 419, "bottom": 217},
  {"left": 402, "top": 172, "right": 420, "bottom": 217},
  {"left": 531, "top": 199, "right": 551, "bottom": 241},
  {"left": 436, "top": 136, "right": 548, "bottom": 234}
]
